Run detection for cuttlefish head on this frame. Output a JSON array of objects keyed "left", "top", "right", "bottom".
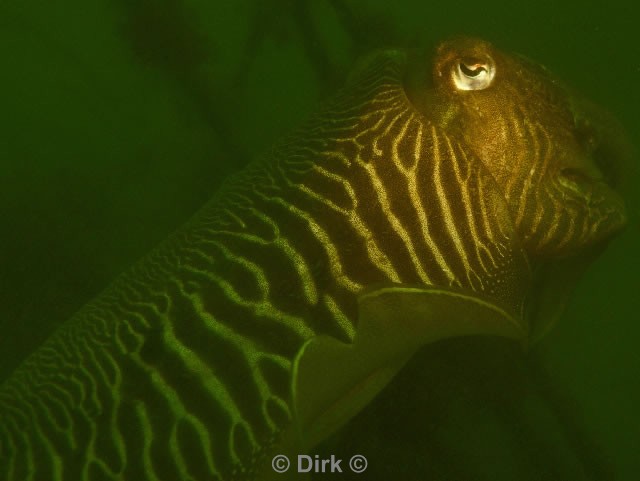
[
  {"left": 407, "top": 37, "right": 630, "bottom": 259},
  {"left": 288, "top": 38, "right": 633, "bottom": 455}
]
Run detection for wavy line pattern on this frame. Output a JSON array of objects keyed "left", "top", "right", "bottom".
[{"left": 0, "top": 49, "right": 524, "bottom": 480}]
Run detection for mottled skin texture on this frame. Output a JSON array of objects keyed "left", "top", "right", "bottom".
[{"left": 0, "top": 37, "right": 630, "bottom": 480}]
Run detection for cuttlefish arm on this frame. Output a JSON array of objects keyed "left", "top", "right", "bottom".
[
  {"left": 527, "top": 247, "right": 605, "bottom": 344},
  {"left": 290, "top": 285, "right": 526, "bottom": 452}
]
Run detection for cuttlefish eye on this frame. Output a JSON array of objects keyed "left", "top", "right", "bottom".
[{"left": 452, "top": 58, "right": 495, "bottom": 90}]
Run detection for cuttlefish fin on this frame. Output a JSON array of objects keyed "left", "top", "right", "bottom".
[{"left": 290, "top": 285, "right": 526, "bottom": 451}]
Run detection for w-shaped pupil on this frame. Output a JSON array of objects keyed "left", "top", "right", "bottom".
[{"left": 460, "top": 63, "right": 486, "bottom": 77}]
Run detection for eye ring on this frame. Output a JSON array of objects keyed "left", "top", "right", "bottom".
[{"left": 452, "top": 58, "right": 495, "bottom": 91}]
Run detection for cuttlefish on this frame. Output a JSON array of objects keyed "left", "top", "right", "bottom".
[{"left": 0, "top": 37, "right": 630, "bottom": 480}]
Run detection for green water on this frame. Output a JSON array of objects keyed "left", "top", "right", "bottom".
[{"left": 1, "top": 0, "right": 638, "bottom": 479}]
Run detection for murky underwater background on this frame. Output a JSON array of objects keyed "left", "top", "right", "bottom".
[{"left": 1, "top": 0, "right": 638, "bottom": 479}]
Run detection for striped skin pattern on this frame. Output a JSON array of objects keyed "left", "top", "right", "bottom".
[{"left": 0, "top": 38, "right": 628, "bottom": 480}]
